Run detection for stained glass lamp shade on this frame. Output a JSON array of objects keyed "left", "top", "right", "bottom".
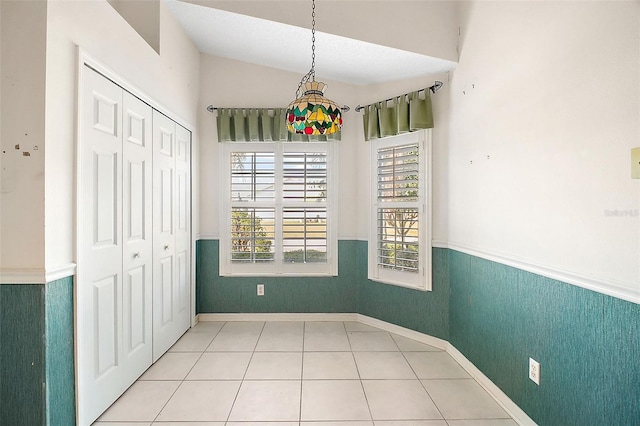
[{"left": 286, "top": 81, "right": 342, "bottom": 135}]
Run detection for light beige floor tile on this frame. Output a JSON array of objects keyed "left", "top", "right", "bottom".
[
  {"left": 206, "top": 332, "right": 260, "bottom": 351},
  {"left": 153, "top": 423, "right": 224, "bottom": 426},
  {"left": 304, "top": 326, "right": 351, "bottom": 351},
  {"left": 301, "top": 380, "right": 371, "bottom": 421},
  {"left": 228, "top": 423, "right": 298, "bottom": 426},
  {"left": 228, "top": 381, "right": 301, "bottom": 421},
  {"left": 354, "top": 352, "right": 417, "bottom": 379},
  {"left": 255, "top": 332, "right": 304, "bottom": 352},
  {"left": 262, "top": 321, "right": 304, "bottom": 334},
  {"left": 374, "top": 422, "right": 448, "bottom": 426},
  {"left": 304, "top": 333, "right": 352, "bottom": 351},
  {"left": 445, "top": 421, "right": 519, "bottom": 426},
  {"left": 362, "top": 380, "right": 442, "bottom": 420},
  {"left": 305, "top": 321, "right": 347, "bottom": 334},
  {"left": 245, "top": 352, "right": 303, "bottom": 379},
  {"left": 404, "top": 352, "right": 470, "bottom": 379},
  {"left": 220, "top": 321, "right": 265, "bottom": 334},
  {"left": 139, "top": 352, "right": 201, "bottom": 381},
  {"left": 421, "top": 379, "right": 510, "bottom": 420},
  {"left": 189, "top": 321, "right": 226, "bottom": 333},
  {"left": 93, "top": 422, "right": 151, "bottom": 426},
  {"left": 348, "top": 332, "right": 399, "bottom": 351},
  {"left": 391, "top": 335, "right": 442, "bottom": 352},
  {"left": 155, "top": 381, "right": 240, "bottom": 421},
  {"left": 98, "top": 321, "right": 516, "bottom": 426},
  {"left": 303, "top": 352, "right": 360, "bottom": 379},
  {"left": 97, "top": 381, "right": 180, "bottom": 422},
  {"left": 169, "top": 331, "right": 217, "bottom": 352},
  {"left": 206, "top": 321, "right": 264, "bottom": 352},
  {"left": 255, "top": 322, "right": 304, "bottom": 351},
  {"left": 302, "top": 423, "right": 374, "bottom": 426},
  {"left": 186, "top": 352, "right": 252, "bottom": 380}
]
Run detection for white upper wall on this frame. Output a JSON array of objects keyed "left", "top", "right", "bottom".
[
  {"left": 43, "top": 0, "right": 200, "bottom": 273},
  {"left": 0, "top": 0, "right": 47, "bottom": 271},
  {"left": 448, "top": 1, "right": 640, "bottom": 299}
]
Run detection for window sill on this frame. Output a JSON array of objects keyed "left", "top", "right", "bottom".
[
  {"left": 367, "top": 275, "right": 430, "bottom": 292},
  {"left": 219, "top": 272, "right": 338, "bottom": 278}
]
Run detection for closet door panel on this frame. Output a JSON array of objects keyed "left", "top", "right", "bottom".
[
  {"left": 177, "top": 250, "right": 188, "bottom": 312},
  {"left": 175, "top": 125, "right": 191, "bottom": 319},
  {"left": 124, "top": 266, "right": 146, "bottom": 350},
  {"left": 122, "top": 91, "right": 153, "bottom": 377},
  {"left": 160, "top": 256, "right": 174, "bottom": 324},
  {"left": 78, "top": 67, "right": 124, "bottom": 426},
  {"left": 93, "top": 274, "right": 118, "bottom": 376},
  {"left": 153, "top": 111, "right": 190, "bottom": 360}
]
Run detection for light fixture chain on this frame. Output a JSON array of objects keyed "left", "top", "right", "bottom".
[
  {"left": 310, "top": 0, "right": 316, "bottom": 80},
  {"left": 294, "top": 0, "right": 317, "bottom": 99}
]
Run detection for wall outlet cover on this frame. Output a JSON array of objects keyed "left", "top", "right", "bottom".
[
  {"left": 631, "top": 147, "right": 640, "bottom": 179},
  {"left": 529, "top": 357, "right": 540, "bottom": 385}
]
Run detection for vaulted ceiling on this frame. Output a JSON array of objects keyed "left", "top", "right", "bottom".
[{"left": 165, "top": 0, "right": 458, "bottom": 85}]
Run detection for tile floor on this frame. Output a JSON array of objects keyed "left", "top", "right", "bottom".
[{"left": 94, "top": 321, "right": 518, "bottom": 426}]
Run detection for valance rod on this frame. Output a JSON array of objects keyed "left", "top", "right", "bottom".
[
  {"left": 206, "top": 105, "right": 351, "bottom": 113},
  {"left": 354, "top": 81, "right": 443, "bottom": 113}
]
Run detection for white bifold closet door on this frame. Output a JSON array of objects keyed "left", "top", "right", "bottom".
[
  {"left": 152, "top": 110, "right": 191, "bottom": 360},
  {"left": 78, "top": 67, "right": 153, "bottom": 426},
  {"left": 77, "top": 66, "right": 191, "bottom": 426}
]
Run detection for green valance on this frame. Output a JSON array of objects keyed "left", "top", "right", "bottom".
[
  {"left": 216, "top": 108, "right": 341, "bottom": 142},
  {"left": 362, "top": 89, "right": 434, "bottom": 141}
]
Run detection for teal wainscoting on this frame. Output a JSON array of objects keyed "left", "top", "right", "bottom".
[
  {"left": 45, "top": 276, "right": 76, "bottom": 426},
  {"left": 0, "top": 284, "right": 47, "bottom": 426},
  {"left": 0, "top": 277, "right": 76, "bottom": 426},
  {"left": 357, "top": 245, "right": 450, "bottom": 340},
  {"left": 196, "top": 240, "right": 359, "bottom": 313},
  {"left": 449, "top": 250, "right": 640, "bottom": 426},
  {"left": 196, "top": 240, "right": 449, "bottom": 339}
]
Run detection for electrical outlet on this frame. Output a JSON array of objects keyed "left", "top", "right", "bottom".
[
  {"left": 632, "top": 147, "right": 640, "bottom": 179},
  {"left": 257, "top": 284, "right": 264, "bottom": 296},
  {"left": 529, "top": 357, "right": 540, "bottom": 385}
]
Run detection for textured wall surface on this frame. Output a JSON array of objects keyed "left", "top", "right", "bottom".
[
  {"left": 357, "top": 246, "right": 450, "bottom": 340},
  {"left": 0, "top": 278, "right": 76, "bottom": 426},
  {"left": 45, "top": 277, "right": 76, "bottom": 426},
  {"left": 449, "top": 250, "right": 640, "bottom": 426},
  {"left": 0, "top": 284, "right": 46, "bottom": 426},
  {"left": 197, "top": 240, "right": 448, "bottom": 341},
  {"left": 197, "top": 240, "right": 359, "bottom": 313}
]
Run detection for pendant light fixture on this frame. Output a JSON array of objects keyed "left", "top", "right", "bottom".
[{"left": 286, "top": 0, "right": 342, "bottom": 135}]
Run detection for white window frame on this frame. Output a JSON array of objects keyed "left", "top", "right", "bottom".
[
  {"left": 368, "top": 130, "right": 432, "bottom": 291},
  {"left": 220, "top": 141, "right": 338, "bottom": 276}
]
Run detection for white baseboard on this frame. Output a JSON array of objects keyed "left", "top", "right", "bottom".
[
  {"left": 196, "top": 312, "right": 537, "bottom": 425},
  {"left": 197, "top": 312, "right": 358, "bottom": 322},
  {"left": 355, "top": 314, "right": 448, "bottom": 350},
  {"left": 447, "top": 344, "right": 538, "bottom": 426}
]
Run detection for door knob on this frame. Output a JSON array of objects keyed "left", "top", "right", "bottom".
[
  {"left": 164, "top": 245, "right": 169, "bottom": 251},
  {"left": 133, "top": 252, "right": 140, "bottom": 259}
]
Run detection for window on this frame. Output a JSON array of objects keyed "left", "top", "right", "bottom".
[
  {"left": 369, "top": 131, "right": 432, "bottom": 290},
  {"left": 221, "top": 142, "right": 337, "bottom": 276}
]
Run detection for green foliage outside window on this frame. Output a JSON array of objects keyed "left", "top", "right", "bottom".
[{"left": 231, "top": 209, "right": 273, "bottom": 261}]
